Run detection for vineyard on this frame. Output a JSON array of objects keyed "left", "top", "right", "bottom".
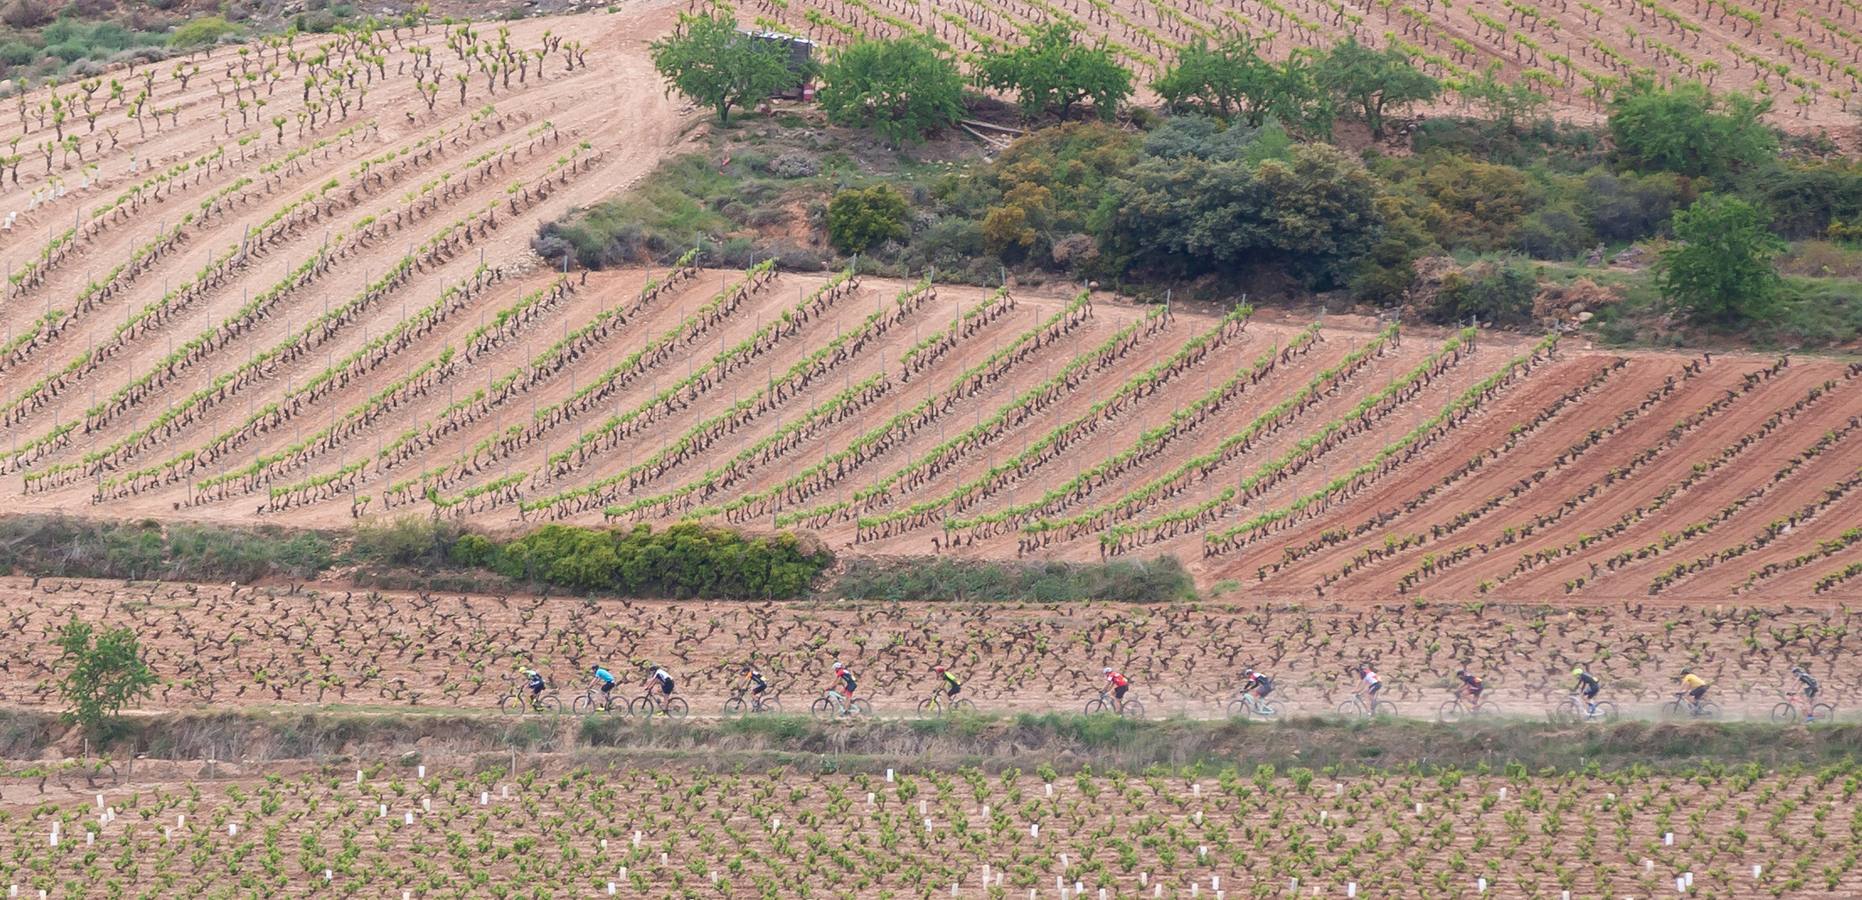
[
  {"left": 750, "top": 0, "right": 1862, "bottom": 127},
  {"left": 2, "top": 577, "right": 1859, "bottom": 718},
  {"left": 6, "top": 756, "right": 1862, "bottom": 897}
]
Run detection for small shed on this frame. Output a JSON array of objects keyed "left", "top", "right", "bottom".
[{"left": 743, "top": 30, "right": 815, "bottom": 99}]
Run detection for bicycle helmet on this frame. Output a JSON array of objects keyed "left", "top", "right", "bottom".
[
  {"left": 1679, "top": 668, "right": 1692, "bottom": 677},
  {"left": 590, "top": 665, "right": 600, "bottom": 674},
  {"left": 833, "top": 661, "right": 845, "bottom": 671},
  {"left": 1102, "top": 667, "right": 1112, "bottom": 675},
  {"left": 1456, "top": 667, "right": 1468, "bottom": 677},
  {"left": 1570, "top": 667, "right": 1584, "bottom": 676},
  {"left": 1792, "top": 664, "right": 1809, "bottom": 675}
]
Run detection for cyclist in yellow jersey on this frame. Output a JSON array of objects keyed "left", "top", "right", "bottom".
[{"left": 1679, "top": 669, "right": 1709, "bottom": 709}]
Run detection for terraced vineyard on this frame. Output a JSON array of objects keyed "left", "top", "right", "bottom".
[
  {"left": 752, "top": 0, "right": 1862, "bottom": 126},
  {"left": 2, "top": 3, "right": 1860, "bottom": 602}
]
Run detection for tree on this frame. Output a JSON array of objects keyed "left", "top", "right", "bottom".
[
  {"left": 1656, "top": 193, "right": 1783, "bottom": 324},
  {"left": 54, "top": 618, "right": 156, "bottom": 738},
  {"left": 1152, "top": 36, "right": 1330, "bottom": 133},
  {"left": 827, "top": 184, "right": 910, "bottom": 252},
  {"left": 649, "top": 12, "right": 798, "bottom": 124},
  {"left": 818, "top": 36, "right": 964, "bottom": 147},
  {"left": 976, "top": 24, "right": 1132, "bottom": 121},
  {"left": 1608, "top": 78, "right": 1774, "bottom": 178},
  {"left": 1460, "top": 63, "right": 1548, "bottom": 135},
  {"left": 1317, "top": 39, "right": 1439, "bottom": 140}
]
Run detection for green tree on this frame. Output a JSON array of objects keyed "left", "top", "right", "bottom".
[
  {"left": 827, "top": 184, "right": 910, "bottom": 252},
  {"left": 1608, "top": 78, "right": 1774, "bottom": 178},
  {"left": 1152, "top": 36, "right": 1330, "bottom": 133},
  {"left": 976, "top": 24, "right": 1132, "bottom": 121},
  {"left": 1657, "top": 193, "right": 1783, "bottom": 324},
  {"left": 1459, "top": 63, "right": 1548, "bottom": 134},
  {"left": 818, "top": 36, "right": 964, "bottom": 147},
  {"left": 1316, "top": 39, "right": 1439, "bottom": 140},
  {"left": 54, "top": 618, "right": 157, "bottom": 738},
  {"left": 649, "top": 12, "right": 798, "bottom": 124}
]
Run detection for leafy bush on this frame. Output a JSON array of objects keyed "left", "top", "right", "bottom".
[
  {"left": 650, "top": 11, "right": 800, "bottom": 124},
  {"left": 0, "top": 516, "right": 333, "bottom": 582},
  {"left": 468, "top": 523, "right": 830, "bottom": 599},
  {"left": 1423, "top": 259, "right": 1536, "bottom": 327},
  {"left": 1517, "top": 204, "right": 1590, "bottom": 260},
  {"left": 351, "top": 516, "right": 463, "bottom": 569},
  {"left": 167, "top": 15, "right": 237, "bottom": 48},
  {"left": 833, "top": 556, "right": 1195, "bottom": 602},
  {"left": 1581, "top": 170, "right": 1685, "bottom": 243},
  {"left": 55, "top": 618, "right": 155, "bottom": 738},
  {"left": 827, "top": 184, "right": 909, "bottom": 253}
]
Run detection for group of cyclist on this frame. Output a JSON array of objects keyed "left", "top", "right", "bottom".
[{"left": 511, "top": 659, "right": 1827, "bottom": 721}]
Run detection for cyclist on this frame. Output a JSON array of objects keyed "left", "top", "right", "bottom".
[
  {"left": 1357, "top": 664, "right": 1382, "bottom": 703},
  {"left": 832, "top": 661, "right": 858, "bottom": 706},
  {"left": 520, "top": 666, "right": 547, "bottom": 708},
  {"left": 1103, "top": 667, "right": 1130, "bottom": 710},
  {"left": 1243, "top": 668, "right": 1274, "bottom": 700},
  {"left": 1572, "top": 665, "right": 1602, "bottom": 716},
  {"left": 590, "top": 664, "right": 617, "bottom": 710},
  {"left": 1679, "top": 668, "right": 1710, "bottom": 713},
  {"left": 646, "top": 663, "right": 675, "bottom": 698},
  {"left": 1787, "top": 667, "right": 1817, "bottom": 722},
  {"left": 933, "top": 665, "right": 961, "bottom": 699},
  {"left": 1455, "top": 667, "right": 1484, "bottom": 707},
  {"left": 744, "top": 665, "right": 769, "bottom": 700}
]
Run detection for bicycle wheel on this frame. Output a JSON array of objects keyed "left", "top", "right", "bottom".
[
  {"left": 571, "top": 694, "right": 596, "bottom": 715},
  {"left": 1336, "top": 699, "right": 1364, "bottom": 717},
  {"left": 1084, "top": 698, "right": 1108, "bottom": 715},
  {"left": 1661, "top": 700, "right": 1685, "bottom": 720},
  {"left": 1548, "top": 701, "right": 1574, "bottom": 725},
  {"left": 951, "top": 699, "right": 977, "bottom": 714},
  {"left": 723, "top": 697, "right": 747, "bottom": 718},
  {"left": 810, "top": 697, "right": 835, "bottom": 721},
  {"left": 628, "top": 696, "right": 656, "bottom": 718},
  {"left": 916, "top": 697, "right": 941, "bottom": 717},
  {"left": 663, "top": 697, "right": 689, "bottom": 719},
  {"left": 1226, "top": 698, "right": 1249, "bottom": 719},
  {"left": 1590, "top": 701, "right": 1618, "bottom": 723},
  {"left": 1437, "top": 700, "right": 1464, "bottom": 724},
  {"left": 1811, "top": 703, "right": 1837, "bottom": 723},
  {"left": 498, "top": 694, "right": 521, "bottom": 715},
  {"left": 1120, "top": 698, "right": 1145, "bottom": 719},
  {"left": 1695, "top": 700, "right": 1721, "bottom": 719},
  {"left": 849, "top": 699, "right": 873, "bottom": 717},
  {"left": 1372, "top": 701, "right": 1398, "bottom": 718},
  {"left": 1771, "top": 701, "right": 1800, "bottom": 724}
]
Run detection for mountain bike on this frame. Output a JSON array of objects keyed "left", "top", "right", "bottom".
[
  {"left": 1436, "top": 693, "right": 1492, "bottom": 723},
  {"left": 1226, "top": 691, "right": 1280, "bottom": 720},
  {"left": 1548, "top": 692, "right": 1617, "bottom": 724},
  {"left": 571, "top": 683, "right": 619, "bottom": 715},
  {"left": 629, "top": 691, "right": 690, "bottom": 719},
  {"left": 917, "top": 691, "right": 976, "bottom": 717},
  {"left": 1770, "top": 691, "right": 1835, "bottom": 725},
  {"left": 1336, "top": 691, "right": 1397, "bottom": 719},
  {"left": 1661, "top": 691, "right": 1721, "bottom": 720},
  {"left": 497, "top": 679, "right": 562, "bottom": 716},
  {"left": 723, "top": 689, "right": 782, "bottom": 717},
  {"left": 1084, "top": 690, "right": 1145, "bottom": 719},
  {"left": 810, "top": 690, "right": 873, "bottom": 720}
]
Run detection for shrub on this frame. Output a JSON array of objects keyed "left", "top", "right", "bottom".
[
  {"left": 827, "top": 184, "right": 909, "bottom": 253},
  {"left": 763, "top": 151, "right": 819, "bottom": 178},
  {"left": 1316, "top": 38, "right": 1439, "bottom": 139},
  {"left": 478, "top": 523, "right": 830, "bottom": 599},
  {"left": 1423, "top": 259, "right": 1536, "bottom": 326},
  {"left": 650, "top": 11, "right": 800, "bottom": 124},
  {"left": 169, "top": 15, "right": 238, "bottom": 48},
  {"left": 351, "top": 517, "right": 462, "bottom": 569},
  {"left": 1517, "top": 204, "right": 1590, "bottom": 260},
  {"left": 1, "top": 0, "right": 50, "bottom": 29}
]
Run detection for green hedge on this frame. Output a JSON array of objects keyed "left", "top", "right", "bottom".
[
  {"left": 832, "top": 556, "right": 1194, "bottom": 602},
  {"left": 452, "top": 522, "right": 829, "bottom": 599}
]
